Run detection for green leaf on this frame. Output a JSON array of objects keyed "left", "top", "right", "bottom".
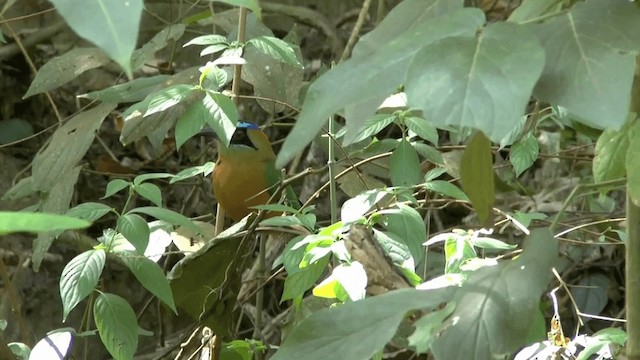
[
  {"left": 201, "top": 43, "right": 231, "bottom": 56},
  {"left": 23, "top": 47, "right": 110, "bottom": 98},
  {"left": 184, "top": 34, "right": 228, "bottom": 47},
  {"left": 282, "top": 256, "right": 329, "bottom": 301},
  {"left": 198, "top": 64, "right": 229, "bottom": 90},
  {"left": 593, "top": 114, "right": 636, "bottom": 182},
  {"left": 65, "top": 202, "right": 113, "bottom": 222},
  {"left": 32, "top": 103, "right": 116, "bottom": 192},
  {"left": 202, "top": 91, "right": 238, "bottom": 145},
  {"left": 390, "top": 139, "right": 421, "bottom": 187},
  {"left": 382, "top": 204, "right": 426, "bottom": 265},
  {"left": 246, "top": 36, "right": 301, "bottom": 67},
  {"left": 507, "top": 0, "right": 563, "bottom": 23},
  {"left": 510, "top": 132, "right": 539, "bottom": 177},
  {"left": 431, "top": 229, "right": 558, "bottom": 359},
  {"left": 211, "top": 0, "right": 262, "bottom": 18},
  {"left": 412, "top": 142, "right": 444, "bottom": 165},
  {"left": 48, "top": 0, "right": 143, "bottom": 78},
  {"left": 408, "top": 302, "right": 456, "bottom": 353},
  {"left": 169, "top": 162, "right": 215, "bottom": 183},
  {"left": 133, "top": 173, "right": 174, "bottom": 185},
  {"left": 532, "top": 0, "right": 640, "bottom": 131},
  {"left": 405, "top": 117, "right": 438, "bottom": 145},
  {"left": 33, "top": 167, "right": 82, "bottom": 272},
  {"left": 118, "top": 252, "right": 177, "bottom": 313},
  {"left": 144, "top": 84, "right": 196, "bottom": 117},
  {"left": 335, "top": 114, "right": 395, "bottom": 143},
  {"left": 444, "top": 234, "right": 476, "bottom": 273},
  {"left": 242, "top": 36, "right": 303, "bottom": 114},
  {"left": 60, "top": 249, "right": 106, "bottom": 321},
  {"left": 423, "top": 181, "right": 469, "bottom": 201},
  {"left": 175, "top": 102, "right": 207, "bottom": 149},
  {"left": 79, "top": 75, "right": 171, "bottom": 103},
  {"left": 134, "top": 183, "right": 163, "bottom": 207},
  {"left": 0, "top": 212, "right": 91, "bottom": 235},
  {"left": 103, "top": 179, "right": 130, "bottom": 198},
  {"left": 94, "top": 293, "right": 138, "bottom": 360},
  {"left": 406, "top": 21, "right": 545, "bottom": 143},
  {"left": 130, "top": 206, "right": 202, "bottom": 236},
  {"left": 272, "top": 287, "right": 454, "bottom": 360},
  {"left": 340, "top": 189, "right": 389, "bottom": 223},
  {"left": 275, "top": 8, "right": 485, "bottom": 168},
  {"left": 352, "top": 0, "right": 464, "bottom": 57},
  {"left": 460, "top": 132, "right": 494, "bottom": 224},
  {"left": 472, "top": 236, "right": 517, "bottom": 250},
  {"left": 117, "top": 214, "right": 150, "bottom": 254},
  {"left": 372, "top": 229, "right": 415, "bottom": 272},
  {"left": 131, "top": 24, "right": 185, "bottom": 70}
]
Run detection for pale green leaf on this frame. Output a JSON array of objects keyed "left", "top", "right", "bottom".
[
  {"left": 510, "top": 132, "right": 539, "bottom": 177},
  {"left": 460, "top": 132, "right": 494, "bottom": 224},
  {"left": 49, "top": 0, "right": 143, "bottom": 78},
  {"left": 246, "top": 36, "right": 301, "bottom": 67},
  {"left": 60, "top": 249, "right": 106, "bottom": 320},
  {"left": 275, "top": 9, "right": 485, "bottom": 168},
  {"left": 94, "top": 293, "right": 138, "bottom": 360},
  {"left": 117, "top": 213, "right": 150, "bottom": 254},
  {"left": 406, "top": 21, "right": 545, "bottom": 142},
  {"left": 32, "top": 103, "right": 116, "bottom": 191},
  {"left": 532, "top": 0, "right": 640, "bottom": 131},
  {"left": 593, "top": 114, "right": 636, "bottom": 182},
  {"left": 0, "top": 212, "right": 90, "bottom": 235},
  {"left": 79, "top": 75, "right": 171, "bottom": 103},
  {"left": 65, "top": 202, "right": 113, "bottom": 222},
  {"left": 24, "top": 47, "right": 110, "bottom": 98}
]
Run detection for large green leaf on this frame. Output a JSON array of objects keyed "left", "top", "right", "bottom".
[
  {"left": 271, "top": 287, "right": 454, "bottom": 360},
  {"left": 32, "top": 103, "right": 116, "bottom": 191},
  {"left": 94, "top": 293, "right": 138, "bottom": 360},
  {"left": 405, "top": 21, "right": 545, "bottom": 142},
  {"left": 460, "top": 132, "right": 494, "bottom": 225},
  {"left": 33, "top": 167, "right": 82, "bottom": 271},
  {"left": 532, "top": 0, "right": 640, "bottom": 131},
  {"left": 275, "top": 8, "right": 485, "bottom": 168},
  {"left": 352, "top": 0, "right": 464, "bottom": 58},
  {"left": 0, "top": 212, "right": 90, "bottom": 235},
  {"left": 24, "top": 47, "right": 110, "bottom": 98},
  {"left": 507, "top": 0, "right": 563, "bottom": 23},
  {"left": 431, "top": 229, "right": 558, "bottom": 359},
  {"left": 49, "top": 0, "right": 143, "bottom": 78},
  {"left": 79, "top": 75, "right": 171, "bottom": 103}
]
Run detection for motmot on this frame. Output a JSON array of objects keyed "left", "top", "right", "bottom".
[{"left": 211, "top": 122, "right": 296, "bottom": 221}]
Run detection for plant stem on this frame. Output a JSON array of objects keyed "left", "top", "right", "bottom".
[{"left": 627, "top": 191, "right": 640, "bottom": 359}]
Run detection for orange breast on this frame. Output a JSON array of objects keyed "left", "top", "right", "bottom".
[{"left": 212, "top": 157, "right": 272, "bottom": 221}]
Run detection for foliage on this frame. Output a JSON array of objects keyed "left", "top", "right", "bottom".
[{"left": 1, "top": 0, "right": 637, "bottom": 359}]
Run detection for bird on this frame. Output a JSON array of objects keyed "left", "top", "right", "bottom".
[{"left": 211, "top": 122, "right": 294, "bottom": 221}]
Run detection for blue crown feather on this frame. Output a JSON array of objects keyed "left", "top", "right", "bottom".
[{"left": 237, "top": 121, "right": 259, "bottom": 129}]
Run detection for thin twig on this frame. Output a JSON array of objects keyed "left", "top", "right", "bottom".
[{"left": 339, "top": 0, "right": 372, "bottom": 62}]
